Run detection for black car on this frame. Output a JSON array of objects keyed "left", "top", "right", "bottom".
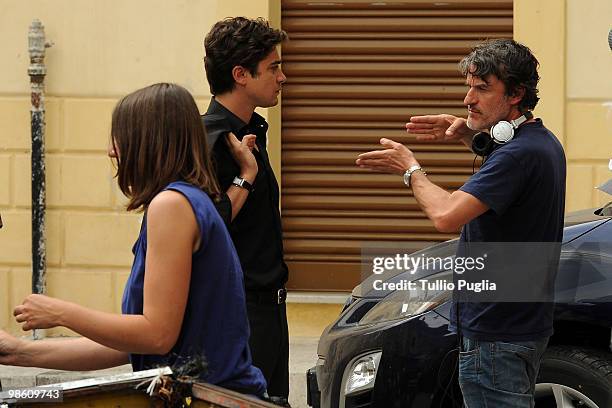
[{"left": 307, "top": 205, "right": 612, "bottom": 408}]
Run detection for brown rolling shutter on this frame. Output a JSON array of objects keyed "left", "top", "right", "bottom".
[{"left": 280, "top": 0, "right": 513, "bottom": 291}]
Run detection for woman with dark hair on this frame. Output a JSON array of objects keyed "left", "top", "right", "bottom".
[{"left": 0, "top": 83, "right": 266, "bottom": 397}]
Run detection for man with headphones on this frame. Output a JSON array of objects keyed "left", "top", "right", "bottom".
[{"left": 357, "top": 39, "right": 566, "bottom": 407}]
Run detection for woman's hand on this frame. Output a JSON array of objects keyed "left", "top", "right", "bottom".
[
  {"left": 226, "top": 132, "right": 258, "bottom": 183},
  {"left": 13, "top": 294, "right": 68, "bottom": 331},
  {"left": 0, "top": 330, "right": 26, "bottom": 365}
]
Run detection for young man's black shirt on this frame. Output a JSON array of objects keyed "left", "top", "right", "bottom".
[{"left": 202, "top": 98, "right": 288, "bottom": 291}]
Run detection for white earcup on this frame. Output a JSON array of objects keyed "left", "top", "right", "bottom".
[{"left": 490, "top": 121, "right": 515, "bottom": 144}]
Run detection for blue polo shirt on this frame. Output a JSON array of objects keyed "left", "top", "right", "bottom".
[{"left": 449, "top": 119, "right": 566, "bottom": 341}]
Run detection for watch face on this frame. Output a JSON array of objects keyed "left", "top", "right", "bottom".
[{"left": 403, "top": 171, "right": 411, "bottom": 187}]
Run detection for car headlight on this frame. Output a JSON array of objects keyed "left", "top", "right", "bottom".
[
  {"left": 359, "top": 270, "right": 452, "bottom": 325},
  {"left": 344, "top": 351, "right": 382, "bottom": 396}
]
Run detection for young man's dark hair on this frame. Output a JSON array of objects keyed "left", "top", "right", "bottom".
[
  {"left": 459, "top": 39, "right": 540, "bottom": 112},
  {"left": 204, "top": 17, "right": 287, "bottom": 95}
]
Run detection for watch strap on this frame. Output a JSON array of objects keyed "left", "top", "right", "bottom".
[{"left": 232, "top": 176, "right": 254, "bottom": 192}]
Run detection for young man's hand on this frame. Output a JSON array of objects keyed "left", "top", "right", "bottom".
[
  {"left": 406, "top": 114, "right": 476, "bottom": 141},
  {"left": 226, "top": 132, "right": 258, "bottom": 183}
]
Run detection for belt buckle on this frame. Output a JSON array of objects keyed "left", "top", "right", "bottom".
[{"left": 277, "top": 288, "right": 287, "bottom": 304}]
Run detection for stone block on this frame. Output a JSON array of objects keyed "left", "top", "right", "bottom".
[
  {"left": 60, "top": 155, "right": 113, "bottom": 207},
  {"left": 63, "top": 99, "right": 116, "bottom": 152},
  {"left": 46, "top": 269, "right": 114, "bottom": 313},
  {"left": 0, "top": 155, "right": 10, "bottom": 206},
  {"left": 0, "top": 269, "right": 9, "bottom": 330},
  {"left": 8, "top": 268, "right": 32, "bottom": 334},
  {"left": 0, "top": 98, "right": 30, "bottom": 151},
  {"left": 566, "top": 102, "right": 612, "bottom": 160},
  {"left": 0, "top": 212, "right": 31, "bottom": 264},
  {"left": 566, "top": 164, "right": 594, "bottom": 212},
  {"left": 64, "top": 212, "right": 141, "bottom": 266},
  {"left": 595, "top": 164, "right": 612, "bottom": 207}
]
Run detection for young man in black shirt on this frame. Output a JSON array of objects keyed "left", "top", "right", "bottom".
[
  {"left": 357, "top": 39, "right": 566, "bottom": 407},
  {"left": 202, "top": 17, "right": 290, "bottom": 402}
]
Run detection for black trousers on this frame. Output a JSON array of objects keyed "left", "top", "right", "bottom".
[{"left": 246, "top": 297, "right": 289, "bottom": 398}]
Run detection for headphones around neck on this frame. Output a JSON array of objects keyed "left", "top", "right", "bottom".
[{"left": 471, "top": 111, "right": 533, "bottom": 157}]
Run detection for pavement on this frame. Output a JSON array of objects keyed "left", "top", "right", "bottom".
[{"left": 0, "top": 335, "right": 319, "bottom": 408}]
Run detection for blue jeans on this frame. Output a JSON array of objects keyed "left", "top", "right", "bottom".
[{"left": 459, "top": 336, "right": 548, "bottom": 408}]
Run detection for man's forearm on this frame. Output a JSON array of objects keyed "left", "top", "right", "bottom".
[
  {"left": 225, "top": 166, "right": 256, "bottom": 221},
  {"left": 410, "top": 172, "right": 457, "bottom": 233},
  {"left": 226, "top": 185, "right": 250, "bottom": 221}
]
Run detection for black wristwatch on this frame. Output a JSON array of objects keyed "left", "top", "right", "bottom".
[{"left": 232, "top": 176, "right": 254, "bottom": 192}]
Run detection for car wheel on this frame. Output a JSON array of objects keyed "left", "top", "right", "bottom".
[{"left": 535, "top": 346, "right": 612, "bottom": 408}]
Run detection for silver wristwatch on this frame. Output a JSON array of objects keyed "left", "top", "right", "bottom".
[{"left": 403, "top": 165, "right": 426, "bottom": 188}]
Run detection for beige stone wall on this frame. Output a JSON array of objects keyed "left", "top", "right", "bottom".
[
  {"left": 515, "top": 0, "right": 612, "bottom": 212},
  {"left": 0, "top": 0, "right": 275, "bottom": 335}
]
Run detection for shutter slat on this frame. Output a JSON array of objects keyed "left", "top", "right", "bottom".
[
  {"left": 282, "top": 139, "right": 468, "bottom": 151},
  {"left": 285, "top": 238, "right": 451, "bottom": 254},
  {"left": 287, "top": 32, "right": 511, "bottom": 40},
  {"left": 283, "top": 62, "right": 459, "bottom": 77},
  {"left": 284, "top": 39, "right": 478, "bottom": 55},
  {"left": 282, "top": 187, "right": 456, "bottom": 196},
  {"left": 283, "top": 84, "right": 467, "bottom": 99},
  {"left": 283, "top": 106, "right": 468, "bottom": 120},
  {"left": 282, "top": 0, "right": 512, "bottom": 10},
  {"left": 282, "top": 150, "right": 474, "bottom": 165},
  {"left": 285, "top": 233, "right": 455, "bottom": 241},
  {"left": 283, "top": 17, "right": 511, "bottom": 32},
  {"left": 281, "top": 173, "right": 469, "bottom": 189},
  {"left": 284, "top": 217, "right": 437, "bottom": 232},
  {"left": 284, "top": 9, "right": 511, "bottom": 17}
]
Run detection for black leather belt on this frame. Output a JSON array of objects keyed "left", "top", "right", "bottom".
[{"left": 246, "top": 288, "right": 287, "bottom": 305}]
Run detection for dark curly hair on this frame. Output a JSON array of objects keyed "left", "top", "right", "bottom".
[
  {"left": 204, "top": 17, "right": 288, "bottom": 95},
  {"left": 459, "top": 39, "right": 540, "bottom": 111}
]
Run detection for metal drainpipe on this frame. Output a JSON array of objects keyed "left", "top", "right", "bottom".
[{"left": 28, "top": 20, "right": 51, "bottom": 340}]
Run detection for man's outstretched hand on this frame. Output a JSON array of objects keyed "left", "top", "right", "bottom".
[
  {"left": 406, "top": 114, "right": 476, "bottom": 141},
  {"left": 356, "top": 138, "right": 418, "bottom": 175}
]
